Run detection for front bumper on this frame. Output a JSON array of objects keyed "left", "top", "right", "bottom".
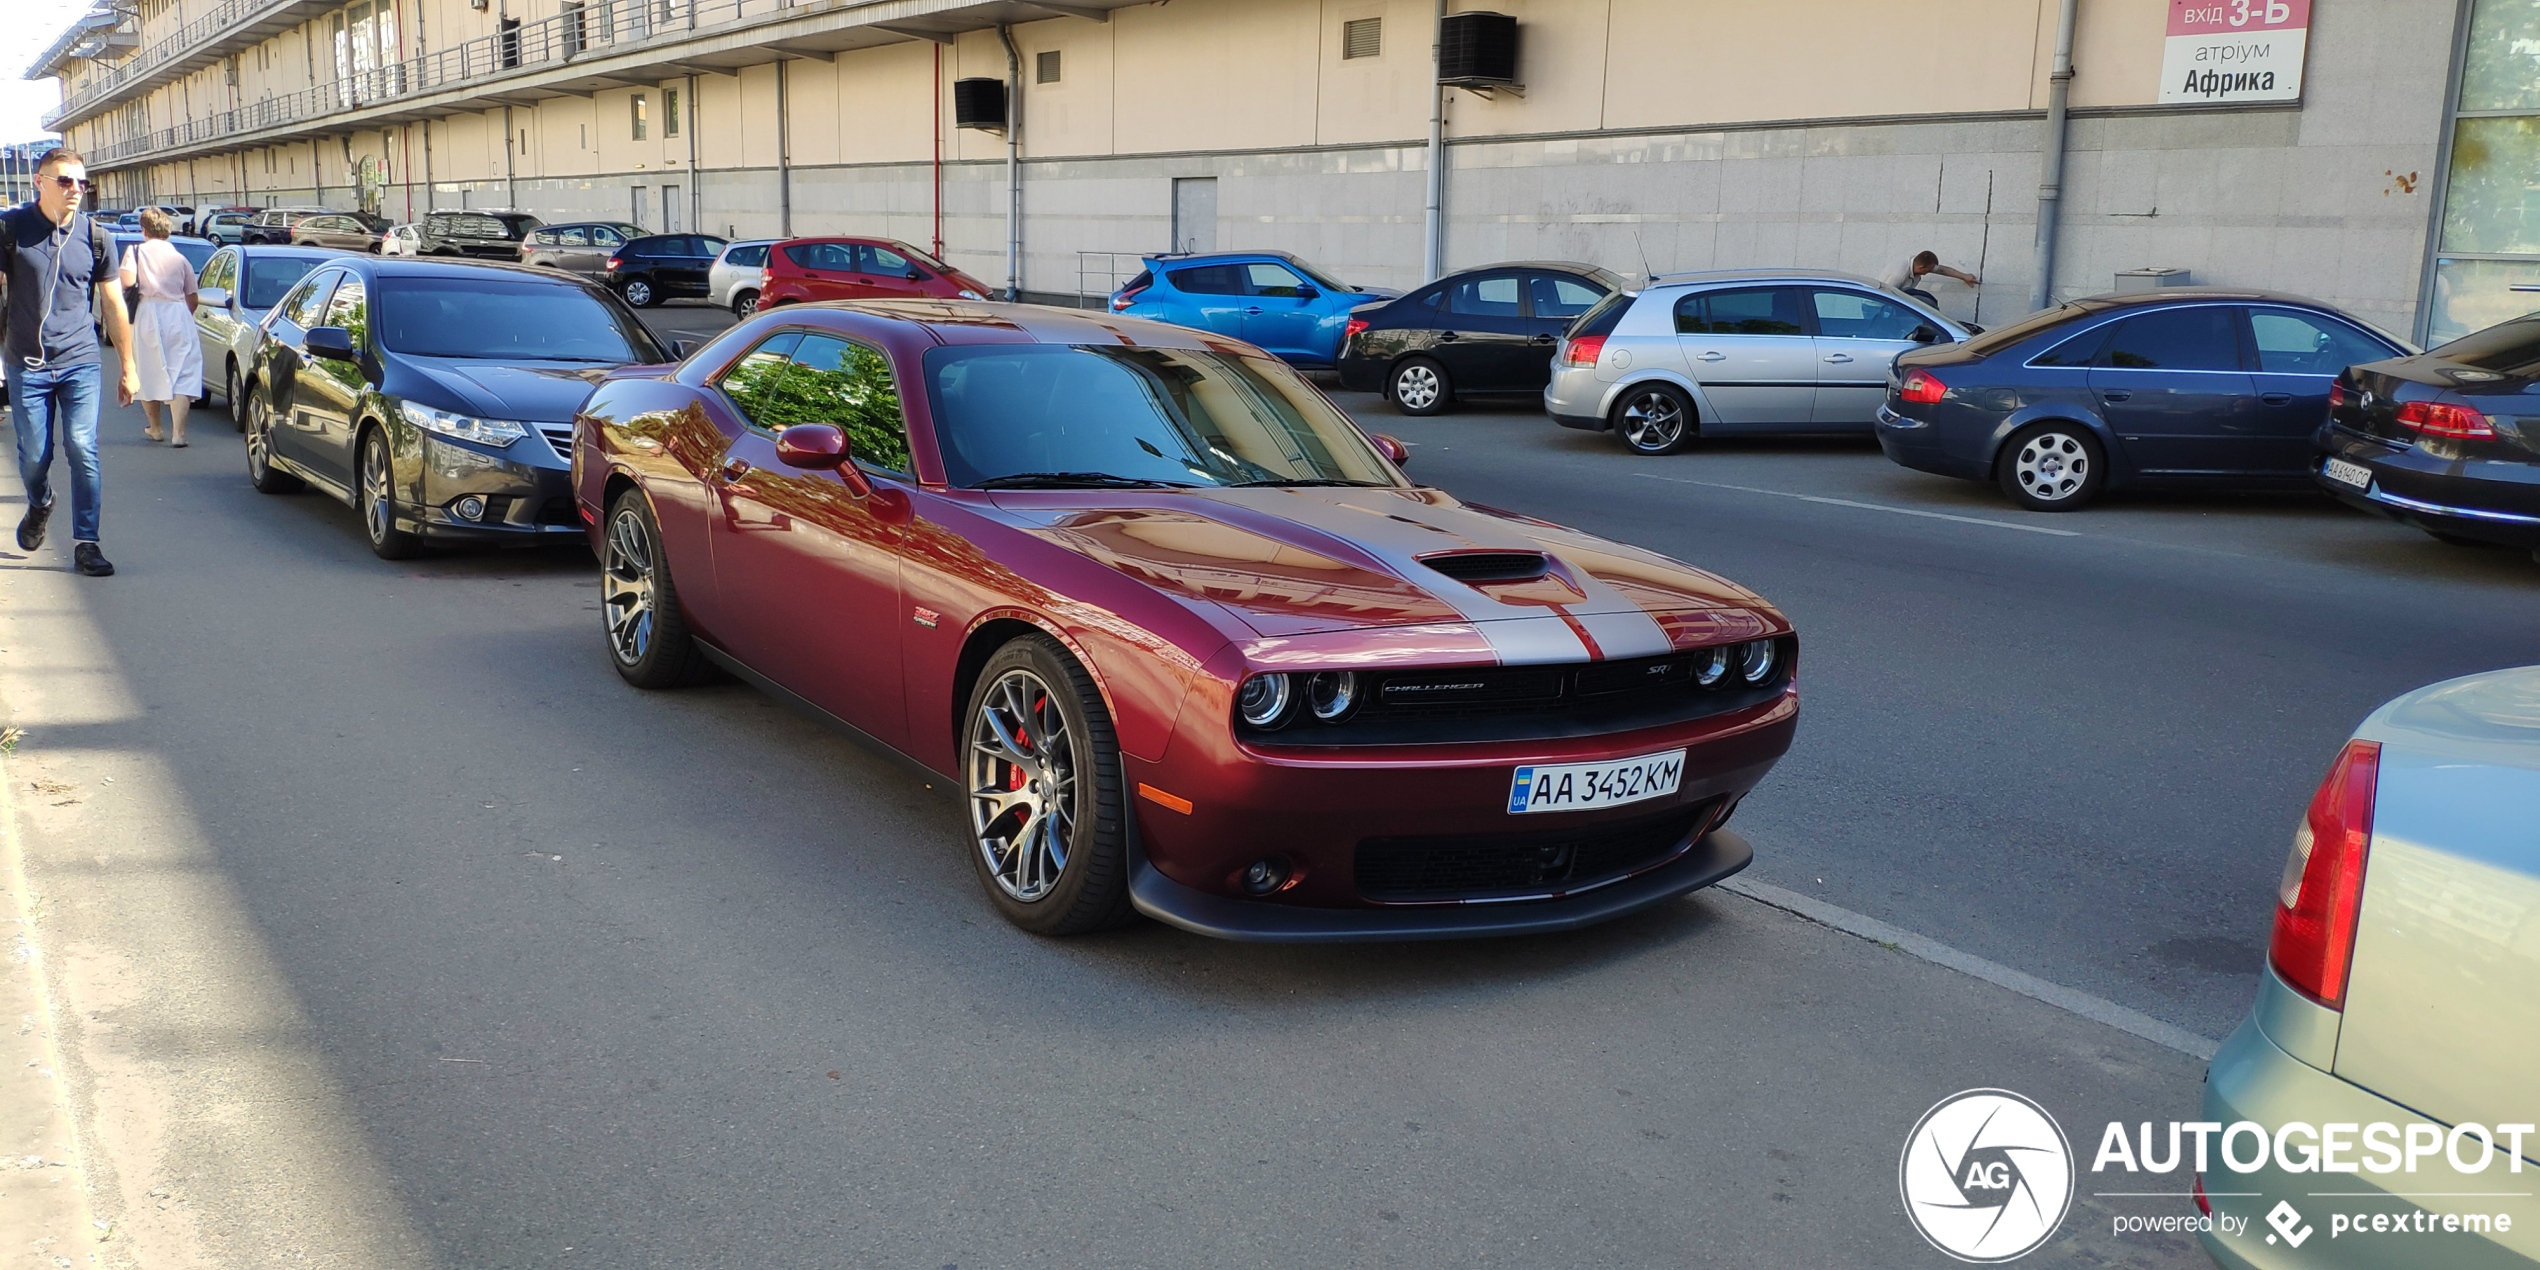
[
  {"left": 1131, "top": 827, "right": 1753, "bottom": 942},
  {"left": 404, "top": 434, "right": 583, "bottom": 542},
  {"left": 2315, "top": 427, "right": 2540, "bottom": 549},
  {"left": 2199, "top": 1008, "right": 2540, "bottom": 1269}
]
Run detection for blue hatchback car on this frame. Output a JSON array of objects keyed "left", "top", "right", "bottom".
[{"left": 1110, "top": 251, "right": 1397, "bottom": 367}]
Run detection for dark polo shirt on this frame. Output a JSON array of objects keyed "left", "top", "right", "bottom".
[{"left": 1, "top": 204, "right": 115, "bottom": 370}]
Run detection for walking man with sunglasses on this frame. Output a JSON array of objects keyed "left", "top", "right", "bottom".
[{"left": 1, "top": 148, "right": 138, "bottom": 577}]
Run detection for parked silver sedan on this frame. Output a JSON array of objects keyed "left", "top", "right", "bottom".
[
  {"left": 1544, "top": 269, "right": 1969, "bottom": 454},
  {"left": 708, "top": 238, "right": 778, "bottom": 317},
  {"left": 2198, "top": 666, "right": 2539, "bottom": 1268},
  {"left": 190, "top": 244, "right": 345, "bottom": 424}
]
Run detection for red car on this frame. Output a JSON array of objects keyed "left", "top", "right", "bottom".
[
  {"left": 759, "top": 237, "right": 993, "bottom": 307},
  {"left": 574, "top": 300, "right": 1798, "bottom": 941}
]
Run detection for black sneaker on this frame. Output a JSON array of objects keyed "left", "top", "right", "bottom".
[
  {"left": 16, "top": 495, "right": 53, "bottom": 551},
  {"left": 73, "top": 542, "right": 113, "bottom": 577}
]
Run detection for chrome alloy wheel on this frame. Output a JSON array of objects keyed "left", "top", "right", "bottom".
[
  {"left": 968, "top": 668, "right": 1078, "bottom": 903},
  {"left": 1619, "top": 389, "right": 1687, "bottom": 451},
  {"left": 361, "top": 434, "right": 394, "bottom": 544},
  {"left": 2013, "top": 430, "right": 2092, "bottom": 503},
  {"left": 1393, "top": 362, "right": 1442, "bottom": 411},
  {"left": 601, "top": 506, "right": 657, "bottom": 666},
  {"left": 246, "top": 395, "right": 275, "bottom": 478}
]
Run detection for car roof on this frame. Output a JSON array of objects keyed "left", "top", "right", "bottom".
[
  {"left": 230, "top": 244, "right": 349, "bottom": 259},
  {"left": 1644, "top": 267, "right": 1890, "bottom": 288},
  {"left": 325, "top": 256, "right": 615, "bottom": 289},
  {"left": 1148, "top": 249, "right": 1316, "bottom": 268},
  {"left": 2063, "top": 286, "right": 2341, "bottom": 311},
  {"left": 764, "top": 298, "right": 1240, "bottom": 351}
]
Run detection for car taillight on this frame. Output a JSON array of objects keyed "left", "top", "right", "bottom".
[
  {"left": 1898, "top": 368, "right": 1948, "bottom": 404},
  {"left": 1558, "top": 334, "right": 1607, "bottom": 368},
  {"left": 2395, "top": 400, "right": 2494, "bottom": 439},
  {"left": 2269, "top": 738, "right": 2379, "bottom": 1009},
  {"left": 2327, "top": 382, "right": 2347, "bottom": 410},
  {"left": 604, "top": 257, "right": 622, "bottom": 271},
  {"left": 1344, "top": 317, "right": 1370, "bottom": 344},
  {"left": 1111, "top": 283, "right": 1148, "bottom": 312}
]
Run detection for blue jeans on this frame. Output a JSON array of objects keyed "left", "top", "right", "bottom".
[{"left": 8, "top": 361, "right": 103, "bottom": 543}]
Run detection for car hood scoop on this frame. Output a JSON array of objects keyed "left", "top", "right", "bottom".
[
  {"left": 405, "top": 357, "right": 614, "bottom": 424},
  {"left": 1001, "top": 485, "right": 1771, "bottom": 647}
]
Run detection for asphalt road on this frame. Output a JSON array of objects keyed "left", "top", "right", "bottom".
[{"left": 6, "top": 318, "right": 2520, "bottom": 1267}]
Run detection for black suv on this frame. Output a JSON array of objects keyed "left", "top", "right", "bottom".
[
  {"left": 414, "top": 210, "right": 543, "bottom": 260},
  {"left": 603, "top": 233, "right": 728, "bottom": 307}
]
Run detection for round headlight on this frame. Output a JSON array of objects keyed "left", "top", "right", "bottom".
[
  {"left": 1237, "top": 673, "right": 1295, "bottom": 728},
  {"left": 1738, "top": 639, "right": 1778, "bottom": 685},
  {"left": 1307, "top": 671, "right": 1359, "bottom": 722},
  {"left": 1693, "top": 645, "right": 1731, "bottom": 688}
]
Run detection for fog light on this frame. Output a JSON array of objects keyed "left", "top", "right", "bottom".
[
  {"left": 1307, "top": 671, "right": 1358, "bottom": 721},
  {"left": 1239, "top": 857, "right": 1290, "bottom": 896},
  {"left": 1237, "top": 673, "right": 1295, "bottom": 728},
  {"left": 1693, "top": 645, "right": 1731, "bottom": 688},
  {"left": 1739, "top": 639, "right": 1777, "bottom": 684},
  {"left": 454, "top": 494, "right": 487, "bottom": 522}
]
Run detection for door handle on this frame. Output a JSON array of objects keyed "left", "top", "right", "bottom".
[
  {"left": 1244, "top": 306, "right": 1264, "bottom": 315},
  {"left": 1822, "top": 353, "right": 1854, "bottom": 364},
  {"left": 720, "top": 457, "right": 752, "bottom": 481},
  {"left": 1696, "top": 351, "right": 1727, "bottom": 362},
  {"left": 1439, "top": 331, "right": 1460, "bottom": 341},
  {"left": 2101, "top": 390, "right": 2132, "bottom": 402},
  {"left": 1530, "top": 334, "right": 1555, "bottom": 344},
  {"left": 2261, "top": 392, "right": 2293, "bottom": 405}
]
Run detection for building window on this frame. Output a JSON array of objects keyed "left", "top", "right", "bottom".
[
  {"left": 561, "top": 1, "right": 587, "bottom": 56},
  {"left": 1036, "top": 50, "right": 1061, "bottom": 83},
  {"left": 631, "top": 93, "right": 648, "bottom": 140},
  {"left": 2427, "top": 0, "right": 2540, "bottom": 343},
  {"left": 580, "top": 124, "right": 589, "bottom": 150},
  {"left": 1342, "top": 17, "right": 1381, "bottom": 60},
  {"left": 665, "top": 88, "right": 680, "bottom": 137}
]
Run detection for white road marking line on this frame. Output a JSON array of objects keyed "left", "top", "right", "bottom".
[
  {"left": 1636, "top": 473, "right": 2084, "bottom": 537},
  {"left": 1719, "top": 877, "right": 2219, "bottom": 1061}
]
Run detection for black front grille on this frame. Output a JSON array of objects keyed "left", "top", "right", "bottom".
[
  {"left": 1355, "top": 803, "right": 1713, "bottom": 903},
  {"left": 1242, "top": 640, "right": 1793, "bottom": 746}
]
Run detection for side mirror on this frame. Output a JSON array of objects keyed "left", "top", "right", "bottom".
[
  {"left": 1908, "top": 324, "right": 1940, "bottom": 345},
  {"left": 905, "top": 270, "right": 926, "bottom": 282},
  {"left": 1296, "top": 285, "right": 1321, "bottom": 301},
  {"left": 1371, "top": 433, "right": 1410, "bottom": 466},
  {"left": 668, "top": 339, "right": 691, "bottom": 359},
  {"left": 776, "top": 424, "right": 875, "bottom": 497},
  {"left": 304, "top": 326, "right": 358, "bottom": 362},
  {"left": 197, "top": 285, "right": 230, "bottom": 309}
]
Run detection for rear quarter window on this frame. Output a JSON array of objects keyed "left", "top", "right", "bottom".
[{"left": 1565, "top": 288, "right": 1633, "bottom": 338}]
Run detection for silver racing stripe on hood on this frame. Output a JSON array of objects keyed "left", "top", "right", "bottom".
[{"left": 1218, "top": 489, "right": 1676, "bottom": 665}]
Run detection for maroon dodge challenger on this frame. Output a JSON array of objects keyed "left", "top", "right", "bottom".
[{"left": 574, "top": 300, "right": 1797, "bottom": 941}]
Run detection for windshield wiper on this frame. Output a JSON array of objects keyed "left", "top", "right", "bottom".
[
  {"left": 971, "top": 471, "right": 1196, "bottom": 490},
  {"left": 1227, "top": 477, "right": 1389, "bottom": 488}
]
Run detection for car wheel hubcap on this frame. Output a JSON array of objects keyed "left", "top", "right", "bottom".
[
  {"left": 363, "top": 440, "right": 392, "bottom": 542},
  {"left": 629, "top": 282, "right": 650, "bottom": 304},
  {"left": 602, "top": 508, "right": 656, "bottom": 665},
  {"left": 969, "top": 669, "right": 1076, "bottom": 903},
  {"left": 1621, "top": 393, "right": 1684, "bottom": 450},
  {"left": 1396, "top": 365, "right": 1440, "bottom": 409},
  {"left": 2015, "top": 433, "right": 2090, "bottom": 501},
  {"left": 247, "top": 400, "right": 270, "bottom": 475}
]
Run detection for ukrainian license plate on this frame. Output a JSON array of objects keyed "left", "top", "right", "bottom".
[
  {"left": 2323, "top": 458, "right": 2372, "bottom": 490},
  {"left": 1508, "top": 750, "right": 1686, "bottom": 814}
]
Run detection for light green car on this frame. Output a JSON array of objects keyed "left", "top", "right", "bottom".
[{"left": 2201, "top": 667, "right": 2539, "bottom": 1268}]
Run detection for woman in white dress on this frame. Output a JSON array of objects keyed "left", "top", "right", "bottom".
[{"left": 120, "top": 207, "right": 202, "bottom": 447}]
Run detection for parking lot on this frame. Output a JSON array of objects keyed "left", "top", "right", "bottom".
[{"left": 6, "top": 293, "right": 2530, "bottom": 1264}]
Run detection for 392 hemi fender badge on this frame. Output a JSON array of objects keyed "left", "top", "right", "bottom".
[{"left": 911, "top": 606, "right": 940, "bottom": 629}]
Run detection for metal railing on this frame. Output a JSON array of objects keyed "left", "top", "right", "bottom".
[
  {"left": 44, "top": 0, "right": 294, "bottom": 129},
  {"left": 1074, "top": 251, "right": 1153, "bottom": 310},
  {"left": 84, "top": 0, "right": 793, "bottom": 166}
]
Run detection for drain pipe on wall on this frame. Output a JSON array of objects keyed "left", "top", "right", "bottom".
[
  {"left": 777, "top": 58, "right": 793, "bottom": 237},
  {"left": 1421, "top": 0, "right": 1445, "bottom": 282},
  {"left": 2028, "top": 0, "right": 2080, "bottom": 313},
  {"left": 932, "top": 42, "right": 944, "bottom": 259},
  {"left": 998, "top": 22, "right": 1023, "bottom": 301}
]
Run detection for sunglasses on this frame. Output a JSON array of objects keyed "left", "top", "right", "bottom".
[{"left": 46, "top": 175, "right": 88, "bottom": 190}]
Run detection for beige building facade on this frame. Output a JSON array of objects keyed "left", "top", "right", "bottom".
[{"left": 25, "top": 0, "right": 2540, "bottom": 341}]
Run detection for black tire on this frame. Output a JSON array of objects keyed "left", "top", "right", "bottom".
[
  {"left": 961, "top": 636, "right": 1133, "bottom": 936},
  {"left": 623, "top": 277, "right": 658, "bottom": 308},
  {"left": 732, "top": 289, "right": 759, "bottom": 319},
  {"left": 1389, "top": 356, "right": 1450, "bottom": 415},
  {"left": 1612, "top": 383, "right": 1696, "bottom": 455},
  {"left": 359, "top": 428, "right": 423, "bottom": 559},
  {"left": 244, "top": 387, "right": 304, "bottom": 494},
  {"left": 1996, "top": 422, "right": 2106, "bottom": 511},
  {"left": 223, "top": 362, "right": 242, "bottom": 429},
  {"left": 602, "top": 488, "right": 714, "bottom": 688}
]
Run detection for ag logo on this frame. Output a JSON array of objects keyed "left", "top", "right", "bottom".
[{"left": 1899, "top": 1089, "right": 2075, "bottom": 1262}]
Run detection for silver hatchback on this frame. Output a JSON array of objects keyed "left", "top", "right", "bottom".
[
  {"left": 1544, "top": 269, "right": 1968, "bottom": 455},
  {"left": 708, "top": 238, "right": 778, "bottom": 316}
]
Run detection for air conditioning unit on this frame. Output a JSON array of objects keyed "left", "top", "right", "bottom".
[
  {"left": 1438, "top": 12, "right": 1519, "bottom": 94},
  {"left": 954, "top": 77, "right": 1006, "bottom": 132}
]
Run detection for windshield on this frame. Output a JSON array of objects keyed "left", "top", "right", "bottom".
[
  {"left": 1957, "top": 303, "right": 2094, "bottom": 357},
  {"left": 241, "top": 257, "right": 322, "bottom": 310},
  {"left": 375, "top": 277, "right": 660, "bottom": 362},
  {"left": 926, "top": 344, "right": 1399, "bottom": 489},
  {"left": 1282, "top": 257, "right": 1353, "bottom": 292}
]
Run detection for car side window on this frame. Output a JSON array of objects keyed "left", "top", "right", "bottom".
[
  {"left": 592, "top": 228, "right": 625, "bottom": 248},
  {"left": 1528, "top": 274, "right": 1606, "bottom": 320},
  {"left": 2096, "top": 307, "right": 2243, "bottom": 371},
  {"left": 1676, "top": 287, "right": 1807, "bottom": 335},
  {"left": 1447, "top": 272, "right": 1524, "bottom": 318},
  {"left": 785, "top": 242, "right": 855, "bottom": 272},
  {"left": 1811, "top": 289, "right": 1933, "bottom": 341},
  {"left": 278, "top": 271, "right": 339, "bottom": 330},
  {"left": 556, "top": 227, "right": 589, "bottom": 246},
  {"left": 2247, "top": 308, "right": 2393, "bottom": 376},
  {"left": 865, "top": 244, "right": 917, "bottom": 276},
  {"left": 715, "top": 332, "right": 806, "bottom": 429},
  {"left": 1171, "top": 264, "right": 1248, "bottom": 295},
  {"left": 731, "top": 244, "right": 767, "bottom": 268},
  {"left": 790, "top": 334, "right": 912, "bottom": 474},
  {"left": 1246, "top": 262, "right": 1310, "bottom": 297},
  {"left": 201, "top": 250, "right": 234, "bottom": 291}
]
